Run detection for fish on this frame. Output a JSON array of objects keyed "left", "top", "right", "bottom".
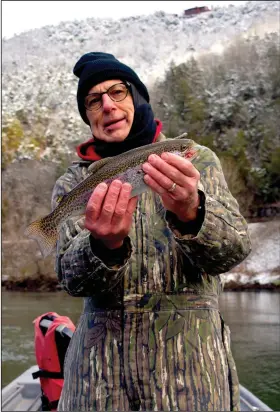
[{"left": 25, "top": 133, "right": 201, "bottom": 258}]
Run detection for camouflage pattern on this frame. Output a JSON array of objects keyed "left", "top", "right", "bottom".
[{"left": 53, "top": 133, "right": 251, "bottom": 411}]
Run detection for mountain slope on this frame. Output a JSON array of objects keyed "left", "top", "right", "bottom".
[{"left": 2, "top": 0, "right": 279, "bottom": 161}]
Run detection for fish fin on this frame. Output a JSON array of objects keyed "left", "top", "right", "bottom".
[
  {"left": 56, "top": 194, "right": 66, "bottom": 204},
  {"left": 24, "top": 216, "right": 58, "bottom": 258},
  {"left": 88, "top": 157, "right": 112, "bottom": 174},
  {"left": 130, "top": 183, "right": 151, "bottom": 198},
  {"left": 174, "top": 132, "right": 188, "bottom": 140}
]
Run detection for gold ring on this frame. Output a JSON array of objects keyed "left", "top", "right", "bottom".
[{"left": 168, "top": 182, "right": 177, "bottom": 193}]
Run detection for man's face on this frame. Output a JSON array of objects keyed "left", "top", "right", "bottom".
[{"left": 85, "top": 79, "right": 135, "bottom": 142}]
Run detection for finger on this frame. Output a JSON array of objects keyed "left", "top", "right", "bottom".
[
  {"left": 111, "top": 183, "right": 133, "bottom": 224},
  {"left": 161, "top": 152, "right": 200, "bottom": 179},
  {"left": 143, "top": 173, "right": 185, "bottom": 199},
  {"left": 86, "top": 182, "right": 108, "bottom": 222},
  {"left": 99, "top": 180, "right": 123, "bottom": 223},
  {"left": 122, "top": 197, "right": 138, "bottom": 230},
  {"left": 142, "top": 157, "right": 187, "bottom": 192},
  {"left": 146, "top": 153, "right": 199, "bottom": 181},
  {"left": 127, "top": 196, "right": 138, "bottom": 215}
]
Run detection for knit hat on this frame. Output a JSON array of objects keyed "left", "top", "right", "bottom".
[{"left": 73, "top": 52, "right": 150, "bottom": 125}]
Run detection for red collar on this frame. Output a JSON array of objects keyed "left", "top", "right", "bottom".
[{"left": 76, "top": 119, "right": 163, "bottom": 161}]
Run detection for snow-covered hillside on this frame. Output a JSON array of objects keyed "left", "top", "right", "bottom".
[
  {"left": 221, "top": 220, "right": 280, "bottom": 288},
  {"left": 2, "top": 1, "right": 279, "bottom": 125},
  {"left": 1, "top": 0, "right": 279, "bottom": 166},
  {"left": 2, "top": 1, "right": 279, "bottom": 83}
]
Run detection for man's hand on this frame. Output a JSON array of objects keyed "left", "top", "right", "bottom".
[
  {"left": 85, "top": 180, "right": 138, "bottom": 249},
  {"left": 142, "top": 152, "right": 200, "bottom": 222}
]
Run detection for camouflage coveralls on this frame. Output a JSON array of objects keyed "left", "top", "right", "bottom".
[{"left": 53, "top": 133, "right": 251, "bottom": 411}]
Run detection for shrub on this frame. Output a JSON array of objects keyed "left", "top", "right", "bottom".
[{"left": 2, "top": 118, "right": 24, "bottom": 169}]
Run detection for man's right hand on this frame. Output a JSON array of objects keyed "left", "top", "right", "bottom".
[{"left": 85, "top": 180, "right": 138, "bottom": 249}]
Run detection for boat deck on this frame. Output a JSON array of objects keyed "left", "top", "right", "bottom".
[
  {"left": 2, "top": 366, "right": 42, "bottom": 411},
  {"left": 1, "top": 365, "right": 273, "bottom": 411}
]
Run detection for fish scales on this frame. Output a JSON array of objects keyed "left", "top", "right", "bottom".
[
  {"left": 25, "top": 136, "right": 197, "bottom": 257},
  {"left": 64, "top": 138, "right": 195, "bottom": 195},
  {"left": 57, "top": 139, "right": 195, "bottom": 209}
]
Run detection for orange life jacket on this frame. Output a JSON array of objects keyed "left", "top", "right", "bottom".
[{"left": 32, "top": 312, "right": 76, "bottom": 411}]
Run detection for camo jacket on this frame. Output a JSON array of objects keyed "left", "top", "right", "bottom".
[{"left": 52, "top": 133, "right": 251, "bottom": 411}]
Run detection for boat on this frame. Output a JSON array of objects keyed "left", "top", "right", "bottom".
[
  {"left": 1, "top": 364, "right": 273, "bottom": 411},
  {"left": 1, "top": 313, "right": 274, "bottom": 411}
]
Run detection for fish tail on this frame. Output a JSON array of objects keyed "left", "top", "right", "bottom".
[{"left": 24, "top": 215, "right": 58, "bottom": 258}]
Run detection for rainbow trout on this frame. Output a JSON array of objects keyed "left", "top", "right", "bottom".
[{"left": 25, "top": 134, "right": 200, "bottom": 257}]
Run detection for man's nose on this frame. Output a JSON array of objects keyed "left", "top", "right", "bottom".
[{"left": 101, "top": 94, "right": 116, "bottom": 112}]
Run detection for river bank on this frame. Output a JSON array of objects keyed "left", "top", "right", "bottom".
[
  {"left": 2, "top": 219, "right": 279, "bottom": 292},
  {"left": 2, "top": 277, "right": 280, "bottom": 292}
]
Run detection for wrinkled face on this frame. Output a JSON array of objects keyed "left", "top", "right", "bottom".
[{"left": 85, "top": 79, "right": 135, "bottom": 142}]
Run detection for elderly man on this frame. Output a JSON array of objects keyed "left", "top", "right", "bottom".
[{"left": 53, "top": 52, "right": 251, "bottom": 411}]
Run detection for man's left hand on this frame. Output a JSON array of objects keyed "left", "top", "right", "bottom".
[{"left": 142, "top": 152, "right": 200, "bottom": 222}]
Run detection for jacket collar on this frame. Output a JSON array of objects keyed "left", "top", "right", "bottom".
[{"left": 76, "top": 119, "right": 163, "bottom": 161}]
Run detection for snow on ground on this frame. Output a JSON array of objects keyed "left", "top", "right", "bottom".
[{"left": 222, "top": 220, "right": 280, "bottom": 286}]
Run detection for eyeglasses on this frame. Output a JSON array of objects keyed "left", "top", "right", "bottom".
[{"left": 84, "top": 82, "right": 131, "bottom": 111}]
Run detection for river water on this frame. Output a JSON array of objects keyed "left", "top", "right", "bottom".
[{"left": 2, "top": 290, "right": 280, "bottom": 410}]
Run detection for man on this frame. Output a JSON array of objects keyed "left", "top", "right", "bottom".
[{"left": 53, "top": 52, "right": 251, "bottom": 411}]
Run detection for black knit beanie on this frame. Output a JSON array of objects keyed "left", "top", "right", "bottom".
[{"left": 73, "top": 52, "right": 150, "bottom": 125}]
